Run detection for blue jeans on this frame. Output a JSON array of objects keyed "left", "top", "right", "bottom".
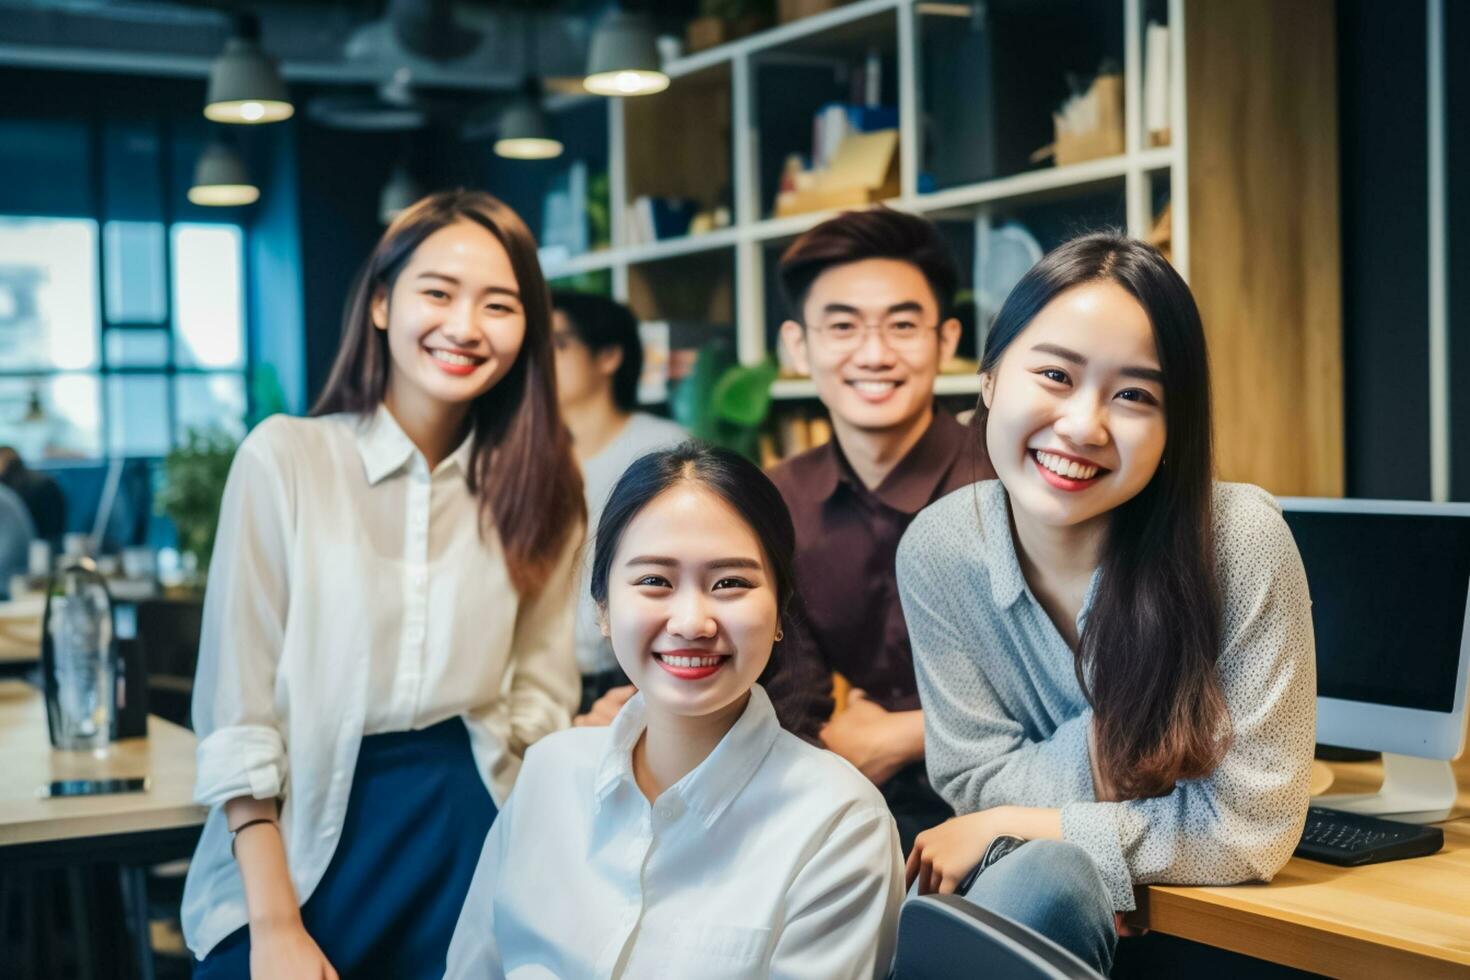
[{"left": 911, "top": 839, "right": 1117, "bottom": 976}]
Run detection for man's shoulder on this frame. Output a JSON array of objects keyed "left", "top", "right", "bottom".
[
  {"left": 766, "top": 441, "right": 838, "bottom": 501},
  {"left": 931, "top": 411, "right": 993, "bottom": 494}
]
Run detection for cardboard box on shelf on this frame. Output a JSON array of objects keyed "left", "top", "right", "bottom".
[
  {"left": 778, "top": 0, "right": 843, "bottom": 25},
  {"left": 686, "top": 15, "right": 727, "bottom": 52},
  {"left": 774, "top": 128, "right": 899, "bottom": 217},
  {"left": 1054, "top": 73, "right": 1124, "bottom": 167}
]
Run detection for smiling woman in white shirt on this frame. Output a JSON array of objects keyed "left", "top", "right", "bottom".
[
  {"left": 445, "top": 443, "right": 904, "bottom": 979},
  {"left": 183, "top": 191, "right": 585, "bottom": 979}
]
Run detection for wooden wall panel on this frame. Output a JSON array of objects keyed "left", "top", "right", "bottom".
[{"left": 1186, "top": 0, "right": 1343, "bottom": 496}]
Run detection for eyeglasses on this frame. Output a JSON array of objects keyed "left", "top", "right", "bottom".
[{"left": 806, "top": 318, "right": 939, "bottom": 352}]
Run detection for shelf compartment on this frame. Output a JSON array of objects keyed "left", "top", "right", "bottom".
[
  {"left": 621, "top": 64, "right": 733, "bottom": 249},
  {"left": 916, "top": 0, "right": 1126, "bottom": 191},
  {"left": 750, "top": 9, "right": 901, "bottom": 221}
]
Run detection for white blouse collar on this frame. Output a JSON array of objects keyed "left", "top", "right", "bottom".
[
  {"left": 355, "top": 403, "right": 475, "bottom": 485},
  {"left": 594, "top": 684, "right": 781, "bottom": 830}
]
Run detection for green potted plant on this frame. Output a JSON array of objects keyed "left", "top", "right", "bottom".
[
  {"left": 671, "top": 341, "right": 779, "bottom": 460},
  {"left": 154, "top": 428, "right": 238, "bottom": 579}
]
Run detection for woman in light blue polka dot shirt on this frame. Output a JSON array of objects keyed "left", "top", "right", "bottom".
[{"left": 898, "top": 233, "right": 1315, "bottom": 975}]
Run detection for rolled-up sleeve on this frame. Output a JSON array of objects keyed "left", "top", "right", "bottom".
[
  {"left": 191, "top": 423, "right": 295, "bottom": 807},
  {"left": 768, "top": 803, "right": 904, "bottom": 980},
  {"left": 1060, "top": 499, "right": 1317, "bottom": 909},
  {"left": 503, "top": 525, "right": 583, "bottom": 755}
]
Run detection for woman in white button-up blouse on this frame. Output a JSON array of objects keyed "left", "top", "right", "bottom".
[
  {"left": 183, "top": 191, "right": 585, "bottom": 979},
  {"left": 446, "top": 444, "right": 905, "bottom": 979}
]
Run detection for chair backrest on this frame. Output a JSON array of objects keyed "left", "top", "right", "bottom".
[{"left": 894, "top": 894, "right": 1103, "bottom": 980}]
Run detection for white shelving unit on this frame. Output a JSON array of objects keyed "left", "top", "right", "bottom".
[{"left": 542, "top": 0, "right": 1186, "bottom": 401}]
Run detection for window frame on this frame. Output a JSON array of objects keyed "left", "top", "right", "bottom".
[{"left": 0, "top": 114, "right": 254, "bottom": 459}]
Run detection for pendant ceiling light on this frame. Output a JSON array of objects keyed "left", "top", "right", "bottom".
[
  {"left": 584, "top": 10, "right": 669, "bottom": 96},
  {"left": 188, "top": 142, "right": 260, "bottom": 207},
  {"left": 205, "top": 15, "right": 294, "bottom": 124},
  {"left": 379, "top": 165, "right": 425, "bottom": 225},
  {"left": 495, "top": 81, "right": 563, "bottom": 160}
]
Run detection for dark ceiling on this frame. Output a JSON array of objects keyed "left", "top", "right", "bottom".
[{"left": 0, "top": 0, "right": 707, "bottom": 95}]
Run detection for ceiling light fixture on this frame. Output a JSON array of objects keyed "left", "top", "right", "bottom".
[
  {"left": 379, "top": 165, "right": 425, "bottom": 224},
  {"left": 205, "top": 15, "right": 294, "bottom": 124},
  {"left": 584, "top": 10, "right": 669, "bottom": 97},
  {"left": 494, "top": 81, "right": 563, "bottom": 160},
  {"left": 188, "top": 142, "right": 260, "bottom": 207}
]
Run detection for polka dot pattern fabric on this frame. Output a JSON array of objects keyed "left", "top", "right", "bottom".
[{"left": 897, "top": 480, "right": 1316, "bottom": 910}]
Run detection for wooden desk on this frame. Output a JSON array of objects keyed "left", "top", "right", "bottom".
[
  {"left": 0, "top": 678, "right": 205, "bottom": 864},
  {"left": 0, "top": 596, "right": 41, "bottom": 666},
  {"left": 1141, "top": 755, "right": 1470, "bottom": 979}
]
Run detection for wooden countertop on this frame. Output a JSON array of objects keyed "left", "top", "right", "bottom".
[
  {"left": 0, "top": 679, "right": 205, "bottom": 849},
  {"left": 1142, "top": 754, "right": 1470, "bottom": 978}
]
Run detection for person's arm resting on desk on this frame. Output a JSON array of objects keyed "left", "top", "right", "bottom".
[
  {"left": 1059, "top": 511, "right": 1317, "bottom": 909},
  {"left": 898, "top": 508, "right": 1316, "bottom": 909}
]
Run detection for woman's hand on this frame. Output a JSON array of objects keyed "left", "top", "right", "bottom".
[
  {"left": 906, "top": 805, "right": 1063, "bottom": 895},
  {"left": 905, "top": 810, "right": 999, "bottom": 895},
  {"left": 573, "top": 684, "right": 636, "bottom": 727},
  {"left": 250, "top": 916, "right": 337, "bottom": 980}
]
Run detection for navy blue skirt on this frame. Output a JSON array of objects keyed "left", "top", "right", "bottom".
[{"left": 194, "top": 717, "right": 498, "bottom": 980}]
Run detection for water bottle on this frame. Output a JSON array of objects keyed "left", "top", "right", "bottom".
[{"left": 41, "top": 559, "right": 116, "bottom": 751}]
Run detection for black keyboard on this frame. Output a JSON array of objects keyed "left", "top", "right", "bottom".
[{"left": 1295, "top": 807, "right": 1444, "bottom": 866}]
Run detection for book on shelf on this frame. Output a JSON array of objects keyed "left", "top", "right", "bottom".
[
  {"left": 539, "top": 161, "right": 588, "bottom": 268},
  {"left": 624, "top": 196, "right": 700, "bottom": 246},
  {"left": 812, "top": 102, "right": 900, "bottom": 171},
  {"left": 637, "top": 320, "right": 671, "bottom": 405},
  {"left": 1145, "top": 21, "right": 1172, "bottom": 145},
  {"left": 770, "top": 407, "right": 835, "bottom": 461}
]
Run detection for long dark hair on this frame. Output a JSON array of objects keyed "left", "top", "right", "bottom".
[
  {"left": 977, "top": 232, "right": 1228, "bottom": 798},
  {"left": 312, "top": 190, "right": 583, "bottom": 597},
  {"left": 590, "top": 442, "right": 798, "bottom": 692}
]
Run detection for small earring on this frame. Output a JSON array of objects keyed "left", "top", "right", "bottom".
[{"left": 774, "top": 629, "right": 784, "bottom": 642}]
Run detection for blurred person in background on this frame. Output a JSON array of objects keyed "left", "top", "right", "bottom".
[
  {"left": 0, "top": 479, "right": 34, "bottom": 599},
  {"left": 0, "top": 445, "right": 66, "bottom": 546},
  {"left": 551, "top": 290, "right": 685, "bottom": 718}
]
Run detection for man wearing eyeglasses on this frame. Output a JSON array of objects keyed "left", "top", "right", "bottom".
[{"left": 769, "top": 206, "right": 993, "bottom": 852}]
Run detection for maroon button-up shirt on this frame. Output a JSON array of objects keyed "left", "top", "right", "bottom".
[{"left": 766, "top": 410, "right": 994, "bottom": 738}]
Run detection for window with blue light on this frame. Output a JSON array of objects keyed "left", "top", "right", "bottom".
[{"left": 0, "top": 117, "right": 251, "bottom": 461}]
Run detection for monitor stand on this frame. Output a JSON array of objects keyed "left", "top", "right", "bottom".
[{"left": 1311, "top": 753, "right": 1458, "bottom": 823}]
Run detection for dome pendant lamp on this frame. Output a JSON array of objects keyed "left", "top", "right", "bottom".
[
  {"left": 380, "top": 165, "right": 425, "bottom": 224},
  {"left": 205, "top": 15, "right": 294, "bottom": 124},
  {"left": 188, "top": 142, "right": 260, "bottom": 207},
  {"left": 495, "top": 80, "right": 563, "bottom": 160},
  {"left": 584, "top": 10, "right": 669, "bottom": 96}
]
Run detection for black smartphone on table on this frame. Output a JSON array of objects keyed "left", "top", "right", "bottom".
[{"left": 38, "top": 777, "right": 150, "bottom": 798}]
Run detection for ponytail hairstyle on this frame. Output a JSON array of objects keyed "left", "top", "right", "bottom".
[
  {"left": 312, "top": 190, "right": 584, "bottom": 597},
  {"left": 976, "top": 231, "right": 1229, "bottom": 798}
]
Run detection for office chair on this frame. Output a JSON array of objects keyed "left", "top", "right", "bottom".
[{"left": 894, "top": 894, "right": 1103, "bottom": 980}]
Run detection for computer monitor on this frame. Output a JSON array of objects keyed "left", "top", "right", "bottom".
[{"left": 1279, "top": 498, "right": 1470, "bottom": 822}]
